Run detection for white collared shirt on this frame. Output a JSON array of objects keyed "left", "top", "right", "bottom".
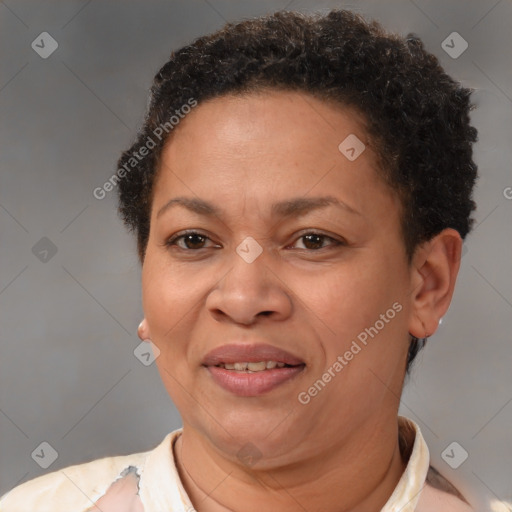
[{"left": 0, "top": 416, "right": 472, "bottom": 511}]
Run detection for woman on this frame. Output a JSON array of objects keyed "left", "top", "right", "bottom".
[{"left": 0, "top": 9, "right": 478, "bottom": 511}]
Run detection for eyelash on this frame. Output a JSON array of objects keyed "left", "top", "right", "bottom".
[{"left": 164, "top": 230, "right": 344, "bottom": 252}]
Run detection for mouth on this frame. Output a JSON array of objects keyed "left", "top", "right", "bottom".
[
  {"left": 202, "top": 344, "right": 306, "bottom": 396},
  {"left": 214, "top": 361, "right": 301, "bottom": 372}
]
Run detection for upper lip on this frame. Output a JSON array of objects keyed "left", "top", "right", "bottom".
[{"left": 202, "top": 343, "right": 305, "bottom": 366}]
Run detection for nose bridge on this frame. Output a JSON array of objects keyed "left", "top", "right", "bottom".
[
  {"left": 227, "top": 236, "right": 272, "bottom": 297},
  {"left": 207, "top": 237, "right": 292, "bottom": 324},
  {"left": 232, "top": 236, "right": 269, "bottom": 286}
]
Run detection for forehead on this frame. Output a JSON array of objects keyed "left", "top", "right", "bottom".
[
  {"left": 161, "top": 90, "right": 371, "bottom": 159},
  {"left": 151, "top": 90, "right": 394, "bottom": 220}
]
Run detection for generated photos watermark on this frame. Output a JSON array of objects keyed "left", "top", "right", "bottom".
[
  {"left": 93, "top": 97, "right": 198, "bottom": 200},
  {"left": 298, "top": 301, "right": 403, "bottom": 404}
]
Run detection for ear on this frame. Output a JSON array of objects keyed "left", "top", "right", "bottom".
[
  {"left": 408, "top": 228, "right": 462, "bottom": 339},
  {"left": 138, "top": 318, "right": 152, "bottom": 341}
]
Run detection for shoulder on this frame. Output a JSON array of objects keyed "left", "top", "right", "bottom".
[
  {"left": 416, "top": 484, "right": 474, "bottom": 511},
  {"left": 0, "top": 450, "right": 150, "bottom": 512},
  {"left": 416, "top": 466, "right": 473, "bottom": 512}
]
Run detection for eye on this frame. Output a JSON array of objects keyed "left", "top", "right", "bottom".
[
  {"left": 165, "top": 231, "right": 219, "bottom": 250},
  {"left": 290, "top": 232, "right": 343, "bottom": 250},
  {"left": 164, "top": 230, "right": 343, "bottom": 252}
]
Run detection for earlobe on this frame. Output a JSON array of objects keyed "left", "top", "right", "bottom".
[
  {"left": 408, "top": 229, "right": 462, "bottom": 340},
  {"left": 138, "top": 318, "right": 152, "bottom": 342}
]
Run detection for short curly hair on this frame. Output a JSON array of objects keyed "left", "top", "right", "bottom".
[{"left": 116, "top": 9, "right": 478, "bottom": 372}]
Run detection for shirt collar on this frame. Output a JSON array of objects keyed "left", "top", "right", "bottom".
[
  {"left": 138, "top": 415, "right": 430, "bottom": 511},
  {"left": 381, "top": 416, "right": 430, "bottom": 511}
]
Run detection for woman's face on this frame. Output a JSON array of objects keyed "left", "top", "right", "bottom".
[{"left": 142, "top": 90, "right": 415, "bottom": 463}]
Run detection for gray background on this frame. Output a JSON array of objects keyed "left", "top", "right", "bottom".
[{"left": 1, "top": 0, "right": 511, "bottom": 509}]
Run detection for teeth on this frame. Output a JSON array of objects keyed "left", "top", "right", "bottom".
[
  {"left": 218, "top": 361, "right": 288, "bottom": 372},
  {"left": 247, "top": 361, "right": 267, "bottom": 371}
]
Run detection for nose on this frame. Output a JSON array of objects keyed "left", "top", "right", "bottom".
[{"left": 206, "top": 246, "right": 293, "bottom": 326}]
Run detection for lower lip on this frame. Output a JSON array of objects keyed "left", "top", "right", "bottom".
[{"left": 206, "top": 365, "right": 305, "bottom": 396}]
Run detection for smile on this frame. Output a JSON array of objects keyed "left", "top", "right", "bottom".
[
  {"left": 214, "top": 361, "right": 292, "bottom": 371},
  {"left": 207, "top": 363, "right": 306, "bottom": 396}
]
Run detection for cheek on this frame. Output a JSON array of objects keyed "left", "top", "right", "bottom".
[
  {"left": 302, "top": 259, "right": 407, "bottom": 356},
  {"left": 142, "top": 262, "right": 198, "bottom": 399},
  {"left": 141, "top": 258, "right": 196, "bottom": 342},
  {"left": 306, "top": 270, "right": 408, "bottom": 402}
]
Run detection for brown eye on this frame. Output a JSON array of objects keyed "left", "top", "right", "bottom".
[
  {"left": 302, "top": 234, "right": 325, "bottom": 250},
  {"left": 181, "top": 233, "right": 207, "bottom": 249},
  {"left": 166, "top": 231, "right": 216, "bottom": 250},
  {"left": 292, "top": 232, "right": 341, "bottom": 250}
]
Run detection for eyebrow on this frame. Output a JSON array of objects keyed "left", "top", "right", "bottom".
[{"left": 156, "top": 195, "right": 361, "bottom": 219}]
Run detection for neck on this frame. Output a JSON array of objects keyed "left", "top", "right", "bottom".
[{"left": 174, "top": 417, "right": 407, "bottom": 512}]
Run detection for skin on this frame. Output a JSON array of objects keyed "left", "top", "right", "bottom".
[{"left": 137, "top": 90, "right": 462, "bottom": 512}]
